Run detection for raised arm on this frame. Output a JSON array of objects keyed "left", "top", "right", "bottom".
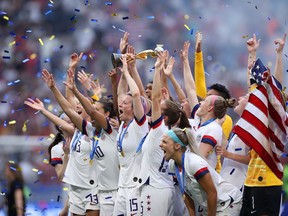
[
  {"left": 24, "top": 98, "right": 74, "bottom": 135},
  {"left": 194, "top": 31, "right": 207, "bottom": 99},
  {"left": 108, "top": 69, "right": 119, "bottom": 118},
  {"left": 151, "top": 53, "right": 165, "bottom": 122},
  {"left": 120, "top": 55, "right": 144, "bottom": 121},
  {"left": 65, "top": 69, "right": 108, "bottom": 131},
  {"left": 66, "top": 53, "right": 83, "bottom": 109},
  {"left": 42, "top": 69, "right": 84, "bottom": 132},
  {"left": 163, "top": 55, "right": 187, "bottom": 103},
  {"left": 246, "top": 34, "right": 260, "bottom": 89},
  {"left": 273, "top": 33, "right": 286, "bottom": 85},
  {"left": 181, "top": 41, "right": 199, "bottom": 110}
]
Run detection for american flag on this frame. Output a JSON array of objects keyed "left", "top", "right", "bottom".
[
  {"left": 250, "top": 58, "right": 270, "bottom": 85},
  {"left": 233, "top": 75, "right": 288, "bottom": 179}
]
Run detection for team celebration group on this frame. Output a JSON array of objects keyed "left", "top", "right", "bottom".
[{"left": 20, "top": 31, "right": 287, "bottom": 216}]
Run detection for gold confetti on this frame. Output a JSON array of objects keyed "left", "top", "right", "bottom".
[
  {"left": 32, "top": 168, "right": 39, "bottom": 172},
  {"left": 49, "top": 35, "right": 55, "bottom": 40},
  {"left": 111, "top": 13, "right": 118, "bottom": 16},
  {"left": 9, "top": 160, "right": 15, "bottom": 164},
  {"left": 9, "top": 41, "right": 16, "bottom": 46},
  {"left": 9, "top": 120, "right": 16, "bottom": 125},
  {"left": 43, "top": 159, "right": 49, "bottom": 164},
  {"left": 63, "top": 187, "right": 69, "bottom": 191},
  {"left": 30, "top": 53, "right": 37, "bottom": 60},
  {"left": 184, "top": 24, "right": 191, "bottom": 31},
  {"left": 242, "top": 35, "right": 249, "bottom": 38},
  {"left": 50, "top": 133, "right": 55, "bottom": 138},
  {"left": 38, "top": 38, "right": 44, "bottom": 46},
  {"left": 184, "top": 15, "right": 190, "bottom": 20},
  {"left": 3, "top": 16, "right": 9, "bottom": 20}
]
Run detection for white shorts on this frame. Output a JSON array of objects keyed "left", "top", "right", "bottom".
[
  {"left": 68, "top": 185, "right": 100, "bottom": 215},
  {"left": 216, "top": 200, "right": 242, "bottom": 216},
  {"left": 99, "top": 190, "right": 117, "bottom": 216},
  {"left": 140, "top": 185, "right": 175, "bottom": 216},
  {"left": 113, "top": 187, "right": 140, "bottom": 216}
]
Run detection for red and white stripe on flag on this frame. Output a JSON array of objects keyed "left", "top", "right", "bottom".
[{"left": 233, "top": 75, "right": 288, "bottom": 179}]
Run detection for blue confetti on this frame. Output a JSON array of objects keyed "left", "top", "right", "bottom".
[
  {"left": 146, "top": 16, "right": 155, "bottom": 19},
  {"left": 21, "top": 35, "right": 28, "bottom": 39},
  {"left": 22, "top": 58, "right": 30, "bottom": 63},
  {"left": 118, "top": 28, "right": 125, "bottom": 33},
  {"left": 2, "top": 56, "right": 10, "bottom": 59},
  {"left": 45, "top": 10, "right": 52, "bottom": 15},
  {"left": 9, "top": 32, "right": 16, "bottom": 37},
  {"left": 0, "top": 11, "right": 7, "bottom": 15},
  {"left": 4, "top": 50, "right": 9, "bottom": 53},
  {"left": 91, "top": 19, "right": 98, "bottom": 22},
  {"left": 10, "top": 166, "right": 17, "bottom": 171},
  {"left": 190, "top": 29, "right": 194, "bottom": 35},
  {"left": 48, "top": 3, "right": 53, "bottom": 7},
  {"left": 235, "top": 148, "right": 242, "bottom": 151},
  {"left": 122, "top": 16, "right": 129, "bottom": 20},
  {"left": 44, "top": 58, "right": 50, "bottom": 63},
  {"left": 43, "top": 98, "right": 51, "bottom": 103},
  {"left": 75, "top": 9, "right": 80, "bottom": 12},
  {"left": 70, "top": 15, "right": 76, "bottom": 21},
  {"left": 105, "top": 2, "right": 112, "bottom": 5},
  {"left": 59, "top": 45, "right": 63, "bottom": 49},
  {"left": 4, "top": 120, "right": 7, "bottom": 127}
]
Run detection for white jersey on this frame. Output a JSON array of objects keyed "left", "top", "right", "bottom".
[
  {"left": 195, "top": 120, "right": 223, "bottom": 169},
  {"left": 51, "top": 141, "right": 65, "bottom": 166},
  {"left": 220, "top": 133, "right": 250, "bottom": 191},
  {"left": 63, "top": 129, "right": 98, "bottom": 189},
  {"left": 169, "top": 150, "right": 242, "bottom": 212},
  {"left": 83, "top": 119, "right": 119, "bottom": 191},
  {"left": 138, "top": 117, "right": 174, "bottom": 188},
  {"left": 117, "top": 115, "right": 149, "bottom": 188}
]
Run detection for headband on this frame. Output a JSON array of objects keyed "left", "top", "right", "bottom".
[{"left": 166, "top": 130, "right": 186, "bottom": 147}]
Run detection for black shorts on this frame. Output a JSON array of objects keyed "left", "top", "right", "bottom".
[{"left": 240, "top": 185, "right": 282, "bottom": 216}]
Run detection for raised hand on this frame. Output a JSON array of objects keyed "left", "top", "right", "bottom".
[
  {"left": 274, "top": 33, "right": 287, "bottom": 53},
  {"left": 163, "top": 56, "right": 175, "bottom": 77},
  {"left": 109, "top": 118, "right": 120, "bottom": 129},
  {"left": 120, "top": 32, "right": 129, "bottom": 54},
  {"left": 42, "top": 69, "right": 56, "bottom": 89},
  {"left": 24, "top": 98, "right": 45, "bottom": 111},
  {"left": 246, "top": 34, "right": 261, "bottom": 53},
  {"left": 90, "top": 79, "right": 104, "bottom": 99},
  {"left": 161, "top": 87, "right": 170, "bottom": 100},
  {"left": 108, "top": 69, "right": 117, "bottom": 79},
  {"left": 120, "top": 55, "right": 128, "bottom": 73},
  {"left": 77, "top": 70, "right": 93, "bottom": 90},
  {"left": 126, "top": 45, "right": 136, "bottom": 67},
  {"left": 69, "top": 52, "right": 83, "bottom": 69},
  {"left": 63, "top": 68, "right": 76, "bottom": 91},
  {"left": 195, "top": 31, "right": 202, "bottom": 53},
  {"left": 180, "top": 41, "right": 191, "bottom": 62},
  {"left": 154, "top": 51, "right": 165, "bottom": 69}
]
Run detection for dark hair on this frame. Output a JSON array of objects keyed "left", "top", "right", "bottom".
[
  {"left": 48, "top": 132, "right": 64, "bottom": 164},
  {"left": 213, "top": 96, "right": 237, "bottom": 119},
  {"left": 162, "top": 100, "right": 191, "bottom": 129},
  {"left": 208, "top": 83, "right": 231, "bottom": 99},
  {"left": 98, "top": 98, "right": 117, "bottom": 118}
]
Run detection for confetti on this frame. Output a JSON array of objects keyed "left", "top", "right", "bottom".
[
  {"left": 43, "top": 98, "right": 51, "bottom": 103},
  {"left": 242, "top": 35, "right": 249, "bottom": 38},
  {"left": 10, "top": 166, "right": 17, "bottom": 171},
  {"left": 75, "top": 9, "right": 80, "bottom": 12},
  {"left": 34, "top": 110, "right": 40, "bottom": 114},
  {"left": 22, "top": 58, "right": 30, "bottom": 63},
  {"left": 105, "top": 2, "right": 112, "bottom": 5},
  {"left": 229, "top": 168, "right": 235, "bottom": 175},
  {"left": 34, "top": 179, "right": 40, "bottom": 184},
  {"left": 284, "top": 54, "right": 287, "bottom": 58},
  {"left": 70, "top": 15, "right": 76, "bottom": 21},
  {"left": 49, "top": 35, "right": 55, "bottom": 40},
  {"left": 26, "top": 30, "right": 32, "bottom": 33},
  {"left": 45, "top": 10, "right": 52, "bottom": 15},
  {"left": 37, "top": 171, "right": 43, "bottom": 175},
  {"left": 21, "top": 35, "right": 28, "bottom": 39},
  {"left": 235, "top": 148, "right": 242, "bottom": 151},
  {"left": 9, "top": 41, "right": 16, "bottom": 46},
  {"left": 57, "top": 195, "right": 60, "bottom": 202},
  {"left": 1, "top": 101, "right": 7, "bottom": 103},
  {"left": 4, "top": 121, "right": 7, "bottom": 127},
  {"left": 255, "top": 5, "right": 258, "bottom": 9},
  {"left": 122, "top": 16, "right": 129, "bottom": 20},
  {"left": 43, "top": 159, "right": 49, "bottom": 164},
  {"left": 184, "top": 24, "right": 190, "bottom": 30},
  {"left": 2, "top": 56, "right": 10, "bottom": 59},
  {"left": 38, "top": 38, "right": 44, "bottom": 46},
  {"left": 32, "top": 168, "right": 39, "bottom": 172},
  {"left": 44, "top": 58, "right": 50, "bottom": 63},
  {"left": 63, "top": 187, "right": 69, "bottom": 191},
  {"left": 118, "top": 28, "right": 125, "bottom": 33},
  {"left": 268, "top": 17, "right": 270, "bottom": 20},
  {"left": 146, "top": 16, "right": 155, "bottom": 19},
  {"left": 111, "top": 13, "right": 117, "bottom": 16},
  {"left": 190, "top": 29, "right": 194, "bottom": 35},
  {"left": 9, "top": 120, "right": 16, "bottom": 125},
  {"left": 91, "top": 19, "right": 98, "bottom": 22},
  {"left": 3, "top": 15, "right": 9, "bottom": 20},
  {"left": 59, "top": 45, "right": 63, "bottom": 49},
  {"left": 30, "top": 53, "right": 37, "bottom": 59}
]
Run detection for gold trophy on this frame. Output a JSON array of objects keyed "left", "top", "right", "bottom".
[{"left": 111, "top": 44, "right": 164, "bottom": 68}]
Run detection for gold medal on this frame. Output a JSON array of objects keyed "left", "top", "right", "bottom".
[
  {"left": 182, "top": 194, "right": 186, "bottom": 201},
  {"left": 121, "top": 150, "right": 125, "bottom": 157},
  {"left": 89, "top": 160, "right": 93, "bottom": 165}
]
